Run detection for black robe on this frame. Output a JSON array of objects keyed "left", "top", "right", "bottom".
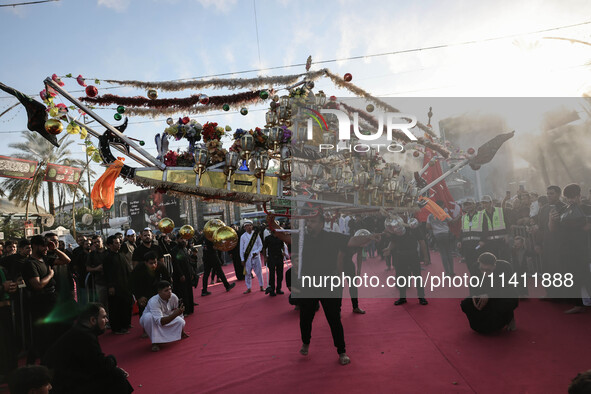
[
  {"left": 42, "top": 323, "right": 133, "bottom": 394},
  {"left": 171, "top": 246, "right": 194, "bottom": 315},
  {"left": 461, "top": 260, "right": 518, "bottom": 334}
]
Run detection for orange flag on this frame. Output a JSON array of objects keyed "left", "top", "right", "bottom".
[
  {"left": 91, "top": 158, "right": 124, "bottom": 210},
  {"left": 418, "top": 196, "right": 451, "bottom": 222}
]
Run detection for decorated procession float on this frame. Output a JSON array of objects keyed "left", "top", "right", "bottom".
[{"left": 0, "top": 57, "right": 513, "bottom": 251}]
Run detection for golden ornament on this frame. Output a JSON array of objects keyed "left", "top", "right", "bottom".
[
  {"left": 44, "top": 119, "right": 63, "bottom": 135},
  {"left": 213, "top": 225, "right": 238, "bottom": 251},
  {"left": 179, "top": 224, "right": 195, "bottom": 240},
  {"left": 203, "top": 218, "right": 225, "bottom": 241},
  {"left": 147, "top": 89, "right": 158, "bottom": 100},
  {"left": 158, "top": 217, "right": 175, "bottom": 234}
]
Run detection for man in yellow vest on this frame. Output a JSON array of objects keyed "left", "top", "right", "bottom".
[
  {"left": 457, "top": 198, "right": 484, "bottom": 277},
  {"left": 479, "top": 195, "right": 510, "bottom": 260}
]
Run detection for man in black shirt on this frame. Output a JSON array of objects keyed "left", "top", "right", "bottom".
[
  {"left": 198, "top": 234, "right": 235, "bottom": 296},
  {"left": 535, "top": 186, "right": 566, "bottom": 299},
  {"left": 263, "top": 230, "right": 289, "bottom": 296},
  {"left": 0, "top": 238, "right": 31, "bottom": 281},
  {"left": 297, "top": 213, "right": 351, "bottom": 365},
  {"left": 22, "top": 235, "right": 69, "bottom": 364},
  {"left": 104, "top": 236, "right": 132, "bottom": 334},
  {"left": 384, "top": 222, "right": 430, "bottom": 306},
  {"left": 460, "top": 252, "right": 518, "bottom": 333},
  {"left": 131, "top": 251, "right": 171, "bottom": 317},
  {"left": 171, "top": 237, "right": 195, "bottom": 315},
  {"left": 86, "top": 235, "right": 108, "bottom": 309},
  {"left": 549, "top": 183, "right": 591, "bottom": 313},
  {"left": 43, "top": 303, "right": 133, "bottom": 394},
  {"left": 132, "top": 228, "right": 164, "bottom": 268},
  {"left": 0, "top": 238, "right": 31, "bottom": 355}
]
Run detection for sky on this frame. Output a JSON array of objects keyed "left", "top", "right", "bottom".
[{"left": 1, "top": 0, "right": 590, "bottom": 208}]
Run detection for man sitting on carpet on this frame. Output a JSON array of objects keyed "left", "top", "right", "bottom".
[
  {"left": 460, "top": 252, "right": 519, "bottom": 334},
  {"left": 42, "top": 303, "right": 133, "bottom": 394},
  {"left": 140, "top": 280, "right": 189, "bottom": 352}
]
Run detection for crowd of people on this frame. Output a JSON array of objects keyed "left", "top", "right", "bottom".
[{"left": 0, "top": 182, "right": 590, "bottom": 391}]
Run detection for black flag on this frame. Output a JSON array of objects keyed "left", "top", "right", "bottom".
[
  {"left": 0, "top": 81, "right": 58, "bottom": 147},
  {"left": 469, "top": 131, "right": 514, "bottom": 170}
]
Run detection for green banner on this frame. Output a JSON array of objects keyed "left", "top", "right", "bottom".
[
  {"left": 0, "top": 155, "right": 37, "bottom": 180},
  {"left": 44, "top": 163, "right": 82, "bottom": 185}
]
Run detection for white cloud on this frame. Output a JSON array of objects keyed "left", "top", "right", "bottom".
[
  {"left": 195, "top": 0, "right": 237, "bottom": 13},
  {"left": 97, "top": 0, "right": 131, "bottom": 12}
]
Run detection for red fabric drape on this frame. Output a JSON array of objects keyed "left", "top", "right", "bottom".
[{"left": 415, "top": 149, "right": 461, "bottom": 237}]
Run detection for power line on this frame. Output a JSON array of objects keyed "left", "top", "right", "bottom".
[
  {"left": 253, "top": 0, "right": 262, "bottom": 66},
  {"left": 1, "top": 19, "right": 589, "bottom": 100},
  {"left": 105, "top": 19, "right": 591, "bottom": 83},
  {"left": 0, "top": 0, "right": 58, "bottom": 7}
]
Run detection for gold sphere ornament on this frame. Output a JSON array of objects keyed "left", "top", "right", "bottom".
[
  {"left": 44, "top": 119, "right": 63, "bottom": 135},
  {"left": 213, "top": 225, "right": 238, "bottom": 251},
  {"left": 147, "top": 89, "right": 158, "bottom": 100},
  {"left": 179, "top": 224, "right": 195, "bottom": 240},
  {"left": 203, "top": 218, "right": 225, "bottom": 241},
  {"left": 158, "top": 217, "right": 175, "bottom": 234}
]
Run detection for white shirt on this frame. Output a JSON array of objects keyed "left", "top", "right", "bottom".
[{"left": 240, "top": 231, "right": 263, "bottom": 262}]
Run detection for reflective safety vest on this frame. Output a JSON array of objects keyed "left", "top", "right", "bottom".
[
  {"left": 461, "top": 212, "right": 483, "bottom": 241},
  {"left": 481, "top": 207, "right": 507, "bottom": 240}
]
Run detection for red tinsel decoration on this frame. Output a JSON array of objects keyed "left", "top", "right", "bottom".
[{"left": 79, "top": 90, "right": 264, "bottom": 109}]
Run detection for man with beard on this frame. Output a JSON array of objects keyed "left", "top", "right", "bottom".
[
  {"left": 171, "top": 236, "right": 195, "bottom": 315},
  {"left": 131, "top": 251, "right": 171, "bottom": 317},
  {"left": 132, "top": 228, "right": 164, "bottom": 268},
  {"left": 240, "top": 220, "right": 264, "bottom": 294},
  {"left": 22, "top": 235, "right": 70, "bottom": 364},
  {"left": 535, "top": 186, "right": 567, "bottom": 299},
  {"left": 0, "top": 238, "right": 31, "bottom": 282},
  {"left": 296, "top": 212, "right": 351, "bottom": 366},
  {"left": 86, "top": 236, "right": 108, "bottom": 310},
  {"left": 120, "top": 229, "right": 137, "bottom": 271},
  {"left": 549, "top": 183, "right": 591, "bottom": 313},
  {"left": 43, "top": 303, "right": 133, "bottom": 394},
  {"left": 104, "top": 236, "right": 132, "bottom": 334},
  {"left": 139, "top": 281, "right": 188, "bottom": 352}
]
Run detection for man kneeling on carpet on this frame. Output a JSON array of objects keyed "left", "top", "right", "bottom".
[
  {"left": 460, "top": 252, "right": 519, "bottom": 334},
  {"left": 42, "top": 303, "right": 133, "bottom": 394},
  {"left": 140, "top": 280, "right": 189, "bottom": 352}
]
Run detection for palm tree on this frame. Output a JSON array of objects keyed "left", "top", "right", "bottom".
[{"left": 1, "top": 131, "right": 92, "bottom": 216}]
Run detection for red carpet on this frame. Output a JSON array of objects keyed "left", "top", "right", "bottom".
[{"left": 99, "top": 253, "right": 591, "bottom": 394}]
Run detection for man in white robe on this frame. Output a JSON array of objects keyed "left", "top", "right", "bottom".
[
  {"left": 240, "top": 220, "right": 264, "bottom": 294},
  {"left": 139, "top": 280, "right": 188, "bottom": 352}
]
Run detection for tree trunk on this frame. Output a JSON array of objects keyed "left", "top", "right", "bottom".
[{"left": 47, "top": 181, "right": 55, "bottom": 216}]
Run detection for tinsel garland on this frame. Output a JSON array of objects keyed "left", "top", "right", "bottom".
[
  {"left": 103, "top": 70, "right": 326, "bottom": 92},
  {"left": 79, "top": 90, "right": 263, "bottom": 109},
  {"left": 338, "top": 102, "right": 450, "bottom": 158},
  {"left": 323, "top": 70, "right": 437, "bottom": 139},
  {"left": 120, "top": 100, "right": 263, "bottom": 118},
  {"left": 130, "top": 174, "right": 276, "bottom": 204}
]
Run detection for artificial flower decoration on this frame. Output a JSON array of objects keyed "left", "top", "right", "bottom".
[{"left": 76, "top": 75, "right": 87, "bottom": 87}]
